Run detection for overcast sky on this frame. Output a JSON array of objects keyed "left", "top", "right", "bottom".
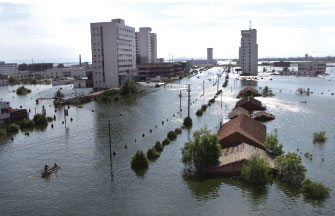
[{"left": 1, "top": 0, "right": 335, "bottom": 63}]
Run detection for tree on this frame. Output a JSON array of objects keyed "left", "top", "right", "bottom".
[
  {"left": 33, "top": 114, "right": 47, "bottom": 125},
  {"left": 57, "top": 63, "right": 65, "bottom": 68},
  {"left": 274, "top": 152, "right": 307, "bottom": 187},
  {"left": 154, "top": 141, "right": 164, "bottom": 152},
  {"left": 120, "top": 79, "right": 137, "bottom": 96},
  {"left": 16, "top": 86, "right": 32, "bottom": 95},
  {"left": 147, "top": 147, "right": 160, "bottom": 160},
  {"left": 183, "top": 117, "right": 192, "bottom": 128},
  {"left": 301, "top": 178, "right": 330, "bottom": 200},
  {"left": 20, "top": 119, "right": 35, "bottom": 129},
  {"left": 241, "top": 153, "right": 271, "bottom": 186},
  {"left": 167, "top": 131, "right": 177, "bottom": 141},
  {"left": 54, "top": 89, "right": 64, "bottom": 100},
  {"left": 131, "top": 150, "right": 149, "bottom": 171},
  {"left": 8, "top": 123, "right": 19, "bottom": 133},
  {"left": 181, "top": 128, "right": 221, "bottom": 174},
  {"left": 264, "top": 130, "right": 284, "bottom": 156},
  {"left": 313, "top": 131, "right": 327, "bottom": 143}
]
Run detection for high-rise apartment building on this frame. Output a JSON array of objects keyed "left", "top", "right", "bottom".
[
  {"left": 135, "top": 27, "right": 157, "bottom": 64},
  {"left": 90, "top": 19, "right": 136, "bottom": 89},
  {"left": 207, "top": 48, "right": 213, "bottom": 64},
  {"left": 239, "top": 28, "right": 258, "bottom": 75}
]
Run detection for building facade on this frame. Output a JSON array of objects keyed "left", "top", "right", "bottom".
[
  {"left": 90, "top": 19, "right": 136, "bottom": 89},
  {"left": 137, "top": 62, "right": 186, "bottom": 81},
  {"left": 0, "top": 61, "right": 18, "bottom": 75},
  {"left": 45, "top": 68, "right": 87, "bottom": 79},
  {"left": 135, "top": 27, "right": 157, "bottom": 64},
  {"left": 0, "top": 74, "right": 8, "bottom": 86},
  {"left": 239, "top": 29, "right": 258, "bottom": 75},
  {"left": 207, "top": 48, "right": 213, "bottom": 64}
]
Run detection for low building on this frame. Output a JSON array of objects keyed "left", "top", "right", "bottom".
[
  {"left": 0, "top": 101, "right": 28, "bottom": 125},
  {"left": 235, "top": 96, "right": 266, "bottom": 113},
  {"left": 0, "top": 74, "right": 8, "bottom": 86},
  {"left": 228, "top": 107, "right": 249, "bottom": 119},
  {"left": 217, "top": 114, "right": 266, "bottom": 149},
  {"left": 0, "top": 101, "right": 10, "bottom": 125},
  {"left": 137, "top": 62, "right": 186, "bottom": 81},
  {"left": 45, "top": 67, "right": 87, "bottom": 79},
  {"left": 237, "top": 87, "right": 261, "bottom": 98},
  {"left": 281, "top": 61, "right": 326, "bottom": 76},
  {"left": 0, "top": 61, "right": 18, "bottom": 75},
  {"left": 9, "top": 108, "right": 28, "bottom": 122},
  {"left": 10, "top": 71, "right": 46, "bottom": 80},
  {"left": 252, "top": 111, "right": 275, "bottom": 122},
  {"left": 73, "top": 78, "right": 88, "bottom": 88},
  {"left": 273, "top": 61, "right": 290, "bottom": 67}
]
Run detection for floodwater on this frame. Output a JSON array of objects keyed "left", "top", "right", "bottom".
[{"left": 1, "top": 66, "right": 335, "bottom": 216}]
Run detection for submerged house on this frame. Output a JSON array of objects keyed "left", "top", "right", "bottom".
[
  {"left": 235, "top": 96, "right": 266, "bottom": 113},
  {"left": 228, "top": 107, "right": 249, "bottom": 119},
  {"left": 207, "top": 114, "right": 274, "bottom": 175},
  {"left": 252, "top": 111, "right": 275, "bottom": 122},
  {"left": 237, "top": 87, "right": 261, "bottom": 98}
]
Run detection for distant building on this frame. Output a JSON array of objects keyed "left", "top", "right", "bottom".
[
  {"left": 45, "top": 67, "right": 87, "bottom": 79},
  {"left": 0, "top": 101, "right": 28, "bottom": 125},
  {"left": 0, "top": 74, "right": 8, "bottom": 86},
  {"left": 239, "top": 28, "right": 258, "bottom": 75},
  {"left": 273, "top": 61, "right": 290, "bottom": 67},
  {"left": 0, "top": 101, "right": 10, "bottom": 125},
  {"left": 135, "top": 27, "right": 157, "bottom": 64},
  {"left": 90, "top": 19, "right": 137, "bottom": 90},
  {"left": 207, "top": 48, "right": 213, "bottom": 64},
  {"left": 137, "top": 62, "right": 187, "bottom": 81},
  {"left": 10, "top": 71, "right": 46, "bottom": 80},
  {"left": 281, "top": 61, "right": 326, "bottom": 76},
  {"left": 157, "top": 58, "right": 164, "bottom": 63},
  {"left": 0, "top": 61, "right": 18, "bottom": 75}
]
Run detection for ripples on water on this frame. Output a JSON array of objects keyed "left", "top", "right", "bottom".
[{"left": 0, "top": 67, "right": 335, "bottom": 215}]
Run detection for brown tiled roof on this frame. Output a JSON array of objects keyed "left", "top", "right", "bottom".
[
  {"left": 228, "top": 107, "right": 249, "bottom": 119},
  {"left": 217, "top": 114, "right": 266, "bottom": 149},
  {"left": 238, "top": 87, "right": 261, "bottom": 97},
  {"left": 252, "top": 111, "right": 275, "bottom": 122},
  {"left": 235, "top": 96, "right": 265, "bottom": 112}
]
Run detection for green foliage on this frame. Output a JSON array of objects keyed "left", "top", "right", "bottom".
[
  {"left": 183, "top": 117, "right": 193, "bottom": 128},
  {"left": 78, "top": 104, "right": 83, "bottom": 108},
  {"left": 275, "top": 152, "right": 307, "bottom": 187},
  {"left": 0, "top": 129, "right": 6, "bottom": 137},
  {"left": 8, "top": 123, "right": 19, "bottom": 133},
  {"left": 174, "top": 128, "right": 182, "bottom": 135},
  {"left": 262, "top": 86, "right": 274, "bottom": 97},
  {"left": 154, "top": 141, "right": 164, "bottom": 152},
  {"left": 264, "top": 130, "right": 284, "bottom": 156},
  {"left": 99, "top": 91, "right": 112, "bottom": 103},
  {"left": 215, "top": 90, "right": 222, "bottom": 96},
  {"left": 114, "top": 96, "right": 120, "bottom": 102},
  {"left": 46, "top": 116, "right": 54, "bottom": 122},
  {"left": 16, "top": 86, "right": 32, "bottom": 95},
  {"left": 222, "top": 80, "right": 229, "bottom": 88},
  {"left": 301, "top": 178, "right": 330, "bottom": 200},
  {"left": 20, "top": 119, "right": 35, "bottom": 129},
  {"left": 162, "top": 138, "right": 171, "bottom": 146},
  {"left": 131, "top": 150, "right": 149, "bottom": 171},
  {"left": 208, "top": 98, "right": 215, "bottom": 104},
  {"left": 167, "top": 131, "right": 177, "bottom": 141},
  {"left": 120, "top": 79, "right": 137, "bottom": 96},
  {"left": 201, "top": 104, "right": 208, "bottom": 111},
  {"left": 181, "top": 128, "right": 221, "bottom": 174},
  {"left": 241, "top": 154, "right": 271, "bottom": 186},
  {"left": 33, "top": 114, "right": 47, "bottom": 125},
  {"left": 196, "top": 109, "right": 203, "bottom": 116},
  {"left": 155, "top": 84, "right": 160, "bottom": 88},
  {"left": 147, "top": 147, "right": 161, "bottom": 160},
  {"left": 313, "top": 131, "right": 327, "bottom": 143},
  {"left": 9, "top": 77, "right": 50, "bottom": 85},
  {"left": 54, "top": 89, "right": 64, "bottom": 100}
]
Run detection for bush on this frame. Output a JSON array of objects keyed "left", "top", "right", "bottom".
[
  {"left": 181, "top": 128, "right": 221, "bottom": 174},
  {"left": 147, "top": 147, "right": 161, "bottom": 160},
  {"left": 222, "top": 80, "right": 228, "bottom": 88},
  {"left": 54, "top": 89, "right": 64, "bottom": 100},
  {"left": 167, "top": 131, "right": 177, "bottom": 141},
  {"left": 120, "top": 79, "right": 137, "bottom": 96},
  {"left": 154, "top": 141, "right": 164, "bottom": 152},
  {"left": 78, "top": 104, "right": 83, "bottom": 108},
  {"left": 131, "top": 150, "right": 149, "bottom": 171},
  {"left": 241, "top": 154, "right": 271, "bottom": 185},
  {"left": 16, "top": 86, "right": 31, "bottom": 95},
  {"left": 313, "top": 131, "right": 327, "bottom": 143},
  {"left": 155, "top": 84, "right": 160, "bottom": 88},
  {"left": 262, "top": 86, "right": 274, "bottom": 97},
  {"left": 20, "top": 119, "right": 35, "bottom": 129},
  {"left": 264, "top": 130, "right": 284, "bottom": 156},
  {"left": 99, "top": 91, "right": 112, "bottom": 103},
  {"left": 0, "top": 129, "right": 6, "bottom": 137},
  {"left": 114, "top": 96, "right": 120, "bottom": 102},
  {"left": 196, "top": 109, "right": 203, "bottom": 116},
  {"left": 208, "top": 98, "right": 215, "bottom": 104},
  {"left": 8, "top": 123, "right": 19, "bottom": 133},
  {"left": 301, "top": 178, "right": 330, "bottom": 200},
  {"left": 162, "top": 138, "right": 171, "bottom": 146},
  {"left": 183, "top": 117, "right": 192, "bottom": 128},
  {"left": 175, "top": 128, "right": 182, "bottom": 135},
  {"left": 33, "top": 114, "right": 48, "bottom": 125},
  {"left": 275, "top": 152, "right": 306, "bottom": 187},
  {"left": 201, "top": 104, "right": 208, "bottom": 111},
  {"left": 46, "top": 116, "right": 54, "bottom": 122}
]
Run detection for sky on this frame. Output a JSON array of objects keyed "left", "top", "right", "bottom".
[{"left": 1, "top": 0, "right": 335, "bottom": 63}]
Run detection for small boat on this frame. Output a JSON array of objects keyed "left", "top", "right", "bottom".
[{"left": 41, "top": 164, "right": 61, "bottom": 178}]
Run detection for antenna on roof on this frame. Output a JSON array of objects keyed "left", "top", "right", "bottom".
[{"left": 249, "top": 20, "right": 252, "bottom": 30}]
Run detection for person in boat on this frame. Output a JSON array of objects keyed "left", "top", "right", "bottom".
[{"left": 44, "top": 164, "right": 49, "bottom": 173}]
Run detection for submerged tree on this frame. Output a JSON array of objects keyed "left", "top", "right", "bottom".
[
  {"left": 313, "top": 131, "right": 327, "bottom": 143},
  {"left": 54, "top": 89, "right": 64, "bottom": 100},
  {"left": 264, "top": 129, "right": 284, "bottom": 156},
  {"left": 120, "top": 79, "right": 137, "bottom": 96},
  {"left": 181, "top": 128, "right": 221, "bottom": 174},
  {"left": 301, "top": 178, "right": 330, "bottom": 200},
  {"left": 241, "top": 153, "right": 271, "bottom": 186}
]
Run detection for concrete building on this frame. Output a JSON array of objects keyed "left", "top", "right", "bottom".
[
  {"left": 45, "top": 67, "right": 87, "bottom": 79},
  {"left": 90, "top": 19, "right": 137, "bottom": 90},
  {"left": 0, "top": 101, "right": 28, "bottom": 125},
  {"left": 239, "top": 28, "right": 258, "bottom": 75},
  {"left": 10, "top": 71, "right": 46, "bottom": 80},
  {"left": 0, "top": 101, "right": 10, "bottom": 125},
  {"left": 280, "top": 61, "right": 326, "bottom": 76},
  {"left": 0, "top": 74, "right": 8, "bottom": 86},
  {"left": 135, "top": 27, "right": 158, "bottom": 64},
  {"left": 0, "top": 61, "right": 18, "bottom": 75},
  {"left": 137, "top": 62, "right": 187, "bottom": 81},
  {"left": 207, "top": 48, "right": 213, "bottom": 64}
]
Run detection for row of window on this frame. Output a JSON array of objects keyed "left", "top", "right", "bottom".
[
  {"left": 118, "top": 48, "right": 132, "bottom": 52},
  {"left": 118, "top": 54, "right": 132, "bottom": 57}
]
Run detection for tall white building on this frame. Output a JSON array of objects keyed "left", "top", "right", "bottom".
[
  {"left": 0, "top": 61, "right": 18, "bottom": 75},
  {"left": 239, "top": 28, "right": 258, "bottom": 75},
  {"left": 136, "top": 27, "right": 157, "bottom": 64},
  {"left": 90, "top": 19, "right": 136, "bottom": 89},
  {"left": 207, "top": 48, "right": 213, "bottom": 64}
]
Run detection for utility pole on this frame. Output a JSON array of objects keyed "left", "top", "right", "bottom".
[
  {"left": 187, "top": 85, "right": 190, "bottom": 118},
  {"left": 217, "top": 74, "right": 219, "bottom": 93},
  {"left": 108, "top": 120, "right": 112, "bottom": 159},
  {"left": 179, "top": 91, "right": 182, "bottom": 112},
  {"left": 203, "top": 80, "right": 205, "bottom": 96}
]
